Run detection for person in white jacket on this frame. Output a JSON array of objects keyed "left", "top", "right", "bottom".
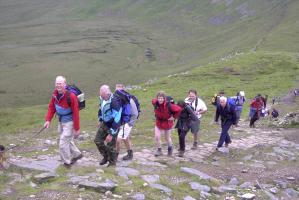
[{"left": 184, "top": 89, "right": 207, "bottom": 149}]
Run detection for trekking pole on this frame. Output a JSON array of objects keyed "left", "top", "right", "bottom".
[{"left": 6, "top": 126, "right": 47, "bottom": 151}]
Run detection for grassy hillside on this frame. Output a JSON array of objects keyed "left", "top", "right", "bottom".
[
  {"left": 1, "top": 51, "right": 298, "bottom": 146},
  {"left": 0, "top": 0, "right": 298, "bottom": 107}
]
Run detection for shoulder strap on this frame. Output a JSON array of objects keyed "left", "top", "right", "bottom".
[
  {"left": 195, "top": 98, "right": 198, "bottom": 110},
  {"left": 66, "top": 91, "right": 71, "bottom": 107}
]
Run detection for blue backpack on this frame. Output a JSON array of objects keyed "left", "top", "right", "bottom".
[
  {"left": 227, "top": 97, "right": 236, "bottom": 109},
  {"left": 66, "top": 84, "right": 85, "bottom": 110}
]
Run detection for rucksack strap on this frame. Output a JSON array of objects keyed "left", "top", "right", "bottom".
[{"left": 66, "top": 91, "right": 71, "bottom": 107}]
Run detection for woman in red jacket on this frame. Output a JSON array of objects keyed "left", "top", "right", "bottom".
[{"left": 152, "top": 91, "right": 182, "bottom": 157}]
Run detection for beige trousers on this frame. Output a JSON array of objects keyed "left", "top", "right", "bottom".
[{"left": 58, "top": 121, "right": 81, "bottom": 164}]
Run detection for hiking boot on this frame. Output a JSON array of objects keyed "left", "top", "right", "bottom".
[
  {"left": 191, "top": 142, "right": 198, "bottom": 150},
  {"left": 123, "top": 150, "right": 133, "bottom": 161},
  {"left": 71, "top": 154, "right": 83, "bottom": 164},
  {"left": 178, "top": 150, "right": 184, "bottom": 157},
  {"left": 63, "top": 163, "right": 72, "bottom": 169},
  {"left": 167, "top": 146, "right": 173, "bottom": 157},
  {"left": 107, "top": 161, "right": 116, "bottom": 167},
  {"left": 154, "top": 148, "right": 162, "bottom": 157},
  {"left": 99, "top": 156, "right": 108, "bottom": 165}
]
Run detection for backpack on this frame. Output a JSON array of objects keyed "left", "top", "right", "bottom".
[
  {"left": 227, "top": 97, "right": 236, "bottom": 109},
  {"left": 155, "top": 96, "right": 175, "bottom": 116},
  {"left": 131, "top": 95, "right": 141, "bottom": 117},
  {"left": 66, "top": 84, "right": 85, "bottom": 110},
  {"left": 235, "top": 96, "right": 245, "bottom": 106},
  {"left": 211, "top": 94, "right": 218, "bottom": 106},
  {"left": 114, "top": 90, "right": 132, "bottom": 124}
]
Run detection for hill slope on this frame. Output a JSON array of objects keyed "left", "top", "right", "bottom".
[{"left": 0, "top": 0, "right": 299, "bottom": 107}]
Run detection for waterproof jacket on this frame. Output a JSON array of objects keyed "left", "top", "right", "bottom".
[
  {"left": 175, "top": 105, "right": 199, "bottom": 132},
  {"left": 98, "top": 94, "right": 122, "bottom": 134},
  {"left": 152, "top": 98, "right": 182, "bottom": 130},
  {"left": 215, "top": 103, "right": 237, "bottom": 124},
  {"left": 45, "top": 90, "right": 80, "bottom": 131}
]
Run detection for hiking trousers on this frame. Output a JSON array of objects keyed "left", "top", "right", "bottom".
[
  {"left": 217, "top": 120, "right": 233, "bottom": 148},
  {"left": 178, "top": 129, "right": 188, "bottom": 151},
  {"left": 58, "top": 121, "right": 81, "bottom": 165},
  {"left": 94, "top": 123, "right": 117, "bottom": 164}
]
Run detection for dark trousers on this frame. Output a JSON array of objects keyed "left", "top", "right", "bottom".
[
  {"left": 178, "top": 129, "right": 188, "bottom": 151},
  {"left": 249, "top": 113, "right": 259, "bottom": 127},
  {"left": 94, "top": 124, "right": 117, "bottom": 164},
  {"left": 217, "top": 120, "right": 233, "bottom": 148}
]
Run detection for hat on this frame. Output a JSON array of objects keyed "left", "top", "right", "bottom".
[{"left": 240, "top": 91, "right": 245, "bottom": 96}]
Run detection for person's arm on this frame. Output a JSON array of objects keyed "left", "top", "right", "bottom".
[
  {"left": 231, "top": 105, "right": 237, "bottom": 125},
  {"left": 197, "top": 99, "right": 207, "bottom": 114},
  {"left": 128, "top": 99, "right": 138, "bottom": 126},
  {"left": 110, "top": 96, "right": 122, "bottom": 135},
  {"left": 186, "top": 106, "right": 199, "bottom": 122},
  {"left": 44, "top": 97, "right": 56, "bottom": 128},
  {"left": 215, "top": 106, "right": 220, "bottom": 122},
  {"left": 70, "top": 93, "right": 80, "bottom": 131},
  {"left": 171, "top": 104, "right": 182, "bottom": 119}
]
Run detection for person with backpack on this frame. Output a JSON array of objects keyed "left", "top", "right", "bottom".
[
  {"left": 214, "top": 96, "right": 237, "bottom": 150},
  {"left": 152, "top": 91, "right": 182, "bottom": 157},
  {"left": 231, "top": 91, "right": 246, "bottom": 126},
  {"left": 184, "top": 89, "right": 207, "bottom": 149},
  {"left": 94, "top": 85, "right": 123, "bottom": 167},
  {"left": 44, "top": 76, "right": 83, "bottom": 168},
  {"left": 249, "top": 95, "right": 264, "bottom": 128},
  {"left": 114, "top": 84, "right": 139, "bottom": 161},
  {"left": 175, "top": 101, "right": 199, "bottom": 157}
]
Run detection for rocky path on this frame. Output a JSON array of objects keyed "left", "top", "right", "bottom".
[{"left": 2, "top": 121, "right": 299, "bottom": 200}]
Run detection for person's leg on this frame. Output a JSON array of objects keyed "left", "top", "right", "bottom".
[
  {"left": 178, "top": 129, "right": 187, "bottom": 157},
  {"left": 224, "top": 121, "right": 233, "bottom": 147},
  {"left": 217, "top": 121, "right": 231, "bottom": 148},
  {"left": 164, "top": 129, "right": 173, "bottom": 156},
  {"left": 121, "top": 124, "right": 133, "bottom": 160},
  {"left": 94, "top": 124, "right": 109, "bottom": 165},
  {"left": 191, "top": 120, "right": 200, "bottom": 150},
  {"left": 106, "top": 135, "right": 118, "bottom": 166},
  {"left": 235, "top": 110, "right": 241, "bottom": 126},
  {"left": 59, "top": 122, "right": 74, "bottom": 165},
  {"left": 154, "top": 126, "right": 163, "bottom": 156}
]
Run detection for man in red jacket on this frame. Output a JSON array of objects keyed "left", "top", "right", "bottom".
[
  {"left": 44, "top": 76, "right": 82, "bottom": 167},
  {"left": 152, "top": 91, "right": 182, "bottom": 157}
]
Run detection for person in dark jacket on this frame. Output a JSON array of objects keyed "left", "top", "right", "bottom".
[
  {"left": 215, "top": 96, "right": 237, "bottom": 150},
  {"left": 152, "top": 91, "right": 182, "bottom": 157},
  {"left": 175, "top": 101, "right": 199, "bottom": 157}
]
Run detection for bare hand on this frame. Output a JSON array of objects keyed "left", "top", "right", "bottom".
[
  {"left": 97, "top": 121, "right": 102, "bottom": 128},
  {"left": 73, "top": 129, "right": 80, "bottom": 139},
  {"left": 105, "top": 134, "right": 112, "bottom": 143},
  {"left": 44, "top": 121, "right": 50, "bottom": 129},
  {"left": 168, "top": 116, "right": 174, "bottom": 121}
]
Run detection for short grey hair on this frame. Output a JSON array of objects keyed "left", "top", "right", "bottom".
[
  {"left": 100, "top": 84, "right": 111, "bottom": 95},
  {"left": 55, "top": 76, "right": 66, "bottom": 84},
  {"left": 219, "top": 96, "right": 227, "bottom": 103}
]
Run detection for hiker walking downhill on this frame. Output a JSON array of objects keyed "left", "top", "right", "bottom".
[
  {"left": 184, "top": 89, "right": 207, "bottom": 149},
  {"left": 115, "top": 84, "right": 139, "bottom": 161},
  {"left": 94, "top": 85, "right": 122, "bottom": 167},
  {"left": 152, "top": 91, "right": 182, "bottom": 157},
  {"left": 214, "top": 96, "right": 237, "bottom": 150},
  {"left": 44, "top": 76, "right": 83, "bottom": 168},
  {"left": 175, "top": 101, "right": 199, "bottom": 157}
]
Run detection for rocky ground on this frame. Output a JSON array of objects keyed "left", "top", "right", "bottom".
[{"left": 1, "top": 114, "right": 299, "bottom": 200}]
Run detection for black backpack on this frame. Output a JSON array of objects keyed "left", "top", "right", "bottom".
[{"left": 66, "top": 84, "right": 85, "bottom": 110}]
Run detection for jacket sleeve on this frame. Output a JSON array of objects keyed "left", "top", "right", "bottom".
[
  {"left": 187, "top": 106, "right": 199, "bottom": 122},
  {"left": 152, "top": 98, "right": 158, "bottom": 106},
  {"left": 215, "top": 106, "right": 220, "bottom": 122},
  {"left": 70, "top": 93, "right": 80, "bottom": 131},
  {"left": 170, "top": 104, "right": 182, "bottom": 119},
  {"left": 45, "top": 97, "right": 56, "bottom": 122},
  {"left": 110, "top": 96, "right": 122, "bottom": 133}
]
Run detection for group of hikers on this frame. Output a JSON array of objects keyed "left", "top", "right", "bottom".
[{"left": 43, "top": 76, "right": 279, "bottom": 168}]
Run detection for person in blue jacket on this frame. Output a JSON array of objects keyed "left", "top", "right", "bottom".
[
  {"left": 215, "top": 96, "right": 237, "bottom": 150},
  {"left": 94, "top": 85, "right": 122, "bottom": 167}
]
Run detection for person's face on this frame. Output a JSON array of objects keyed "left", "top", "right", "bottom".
[
  {"left": 55, "top": 79, "right": 66, "bottom": 93},
  {"left": 188, "top": 92, "right": 197, "bottom": 102},
  {"left": 220, "top": 99, "right": 226, "bottom": 107},
  {"left": 157, "top": 96, "right": 165, "bottom": 104},
  {"left": 115, "top": 84, "right": 124, "bottom": 91},
  {"left": 100, "top": 90, "right": 110, "bottom": 101}
]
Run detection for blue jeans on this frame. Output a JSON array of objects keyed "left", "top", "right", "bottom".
[{"left": 217, "top": 120, "right": 233, "bottom": 148}]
